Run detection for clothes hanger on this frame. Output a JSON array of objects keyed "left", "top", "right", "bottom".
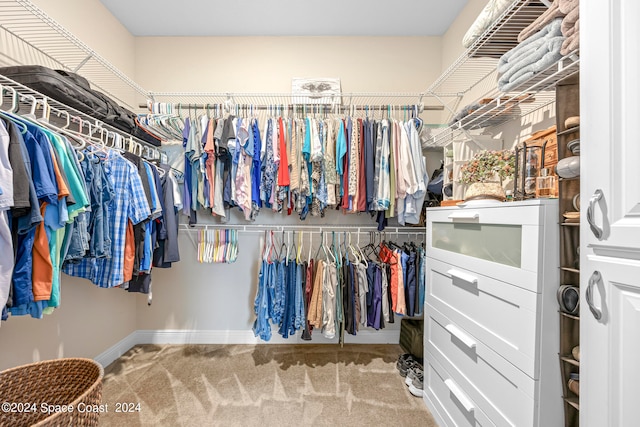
[
  {"left": 0, "top": 110, "right": 28, "bottom": 134},
  {"left": 356, "top": 232, "right": 368, "bottom": 268},
  {"left": 296, "top": 231, "right": 303, "bottom": 265},
  {"left": 347, "top": 232, "right": 360, "bottom": 264},
  {"left": 315, "top": 230, "right": 325, "bottom": 261},
  {"left": 268, "top": 230, "right": 278, "bottom": 264},
  {"left": 325, "top": 231, "right": 336, "bottom": 264}
]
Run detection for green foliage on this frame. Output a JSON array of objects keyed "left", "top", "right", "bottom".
[{"left": 459, "top": 150, "right": 516, "bottom": 184}]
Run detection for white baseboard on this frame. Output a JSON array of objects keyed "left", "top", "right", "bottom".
[
  {"left": 94, "top": 328, "right": 401, "bottom": 366},
  {"left": 94, "top": 331, "right": 139, "bottom": 368}
]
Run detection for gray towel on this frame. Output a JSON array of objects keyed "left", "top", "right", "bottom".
[
  {"left": 518, "top": 1, "right": 565, "bottom": 42},
  {"left": 498, "top": 19, "right": 565, "bottom": 92}
]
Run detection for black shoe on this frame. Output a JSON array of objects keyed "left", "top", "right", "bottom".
[
  {"left": 399, "top": 359, "right": 421, "bottom": 378},
  {"left": 396, "top": 353, "right": 415, "bottom": 372}
]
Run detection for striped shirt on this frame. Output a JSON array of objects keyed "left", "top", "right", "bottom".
[{"left": 64, "top": 151, "right": 150, "bottom": 288}]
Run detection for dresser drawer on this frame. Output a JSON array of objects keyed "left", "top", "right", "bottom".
[
  {"left": 426, "top": 257, "right": 539, "bottom": 378},
  {"left": 426, "top": 307, "right": 536, "bottom": 427},
  {"left": 427, "top": 204, "right": 551, "bottom": 292},
  {"left": 423, "top": 357, "right": 495, "bottom": 427}
]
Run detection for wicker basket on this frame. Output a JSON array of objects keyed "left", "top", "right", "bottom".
[{"left": 0, "top": 358, "right": 104, "bottom": 427}]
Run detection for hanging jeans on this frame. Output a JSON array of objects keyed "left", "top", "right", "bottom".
[
  {"left": 367, "top": 264, "right": 382, "bottom": 330},
  {"left": 273, "top": 260, "right": 286, "bottom": 326},
  {"left": 278, "top": 260, "right": 297, "bottom": 339},
  {"left": 253, "top": 260, "right": 272, "bottom": 341},
  {"left": 406, "top": 251, "right": 416, "bottom": 317}
]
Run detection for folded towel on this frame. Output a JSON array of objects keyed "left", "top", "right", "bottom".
[
  {"left": 564, "top": 18, "right": 578, "bottom": 38},
  {"left": 499, "top": 18, "right": 563, "bottom": 74},
  {"left": 559, "top": 0, "right": 579, "bottom": 15},
  {"left": 518, "top": 1, "right": 565, "bottom": 42},
  {"left": 498, "top": 19, "right": 565, "bottom": 92},
  {"left": 562, "top": 6, "right": 579, "bottom": 36},
  {"left": 561, "top": 23, "right": 579, "bottom": 55}
]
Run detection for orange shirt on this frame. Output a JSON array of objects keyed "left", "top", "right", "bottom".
[
  {"left": 32, "top": 203, "right": 53, "bottom": 301},
  {"left": 122, "top": 220, "right": 135, "bottom": 283},
  {"left": 379, "top": 244, "right": 399, "bottom": 313},
  {"left": 277, "top": 117, "right": 290, "bottom": 186},
  {"left": 49, "top": 147, "right": 70, "bottom": 200}
]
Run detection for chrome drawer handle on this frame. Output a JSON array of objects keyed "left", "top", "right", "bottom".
[
  {"left": 587, "top": 189, "right": 604, "bottom": 239},
  {"left": 447, "top": 269, "right": 478, "bottom": 286},
  {"left": 444, "top": 379, "right": 475, "bottom": 414},
  {"left": 447, "top": 212, "right": 479, "bottom": 220},
  {"left": 445, "top": 324, "right": 477, "bottom": 350},
  {"left": 586, "top": 270, "right": 603, "bottom": 320}
]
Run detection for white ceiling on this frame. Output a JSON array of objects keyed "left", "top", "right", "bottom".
[{"left": 98, "top": 0, "right": 469, "bottom": 37}]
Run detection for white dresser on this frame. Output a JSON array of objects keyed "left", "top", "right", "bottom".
[{"left": 423, "top": 199, "right": 562, "bottom": 427}]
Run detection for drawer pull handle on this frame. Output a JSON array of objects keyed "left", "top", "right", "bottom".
[
  {"left": 447, "top": 212, "right": 479, "bottom": 220},
  {"left": 447, "top": 269, "right": 478, "bottom": 286},
  {"left": 444, "top": 379, "right": 475, "bottom": 414},
  {"left": 445, "top": 324, "right": 477, "bottom": 350}
]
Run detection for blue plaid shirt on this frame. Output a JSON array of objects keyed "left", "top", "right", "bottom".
[{"left": 64, "top": 151, "right": 150, "bottom": 288}]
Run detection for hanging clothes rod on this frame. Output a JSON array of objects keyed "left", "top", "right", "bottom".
[
  {"left": 140, "top": 102, "right": 443, "bottom": 112},
  {"left": 179, "top": 224, "right": 424, "bottom": 234}
]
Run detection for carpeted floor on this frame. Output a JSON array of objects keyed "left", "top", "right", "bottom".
[{"left": 99, "top": 344, "right": 435, "bottom": 426}]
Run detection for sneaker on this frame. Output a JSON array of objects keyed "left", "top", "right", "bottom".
[
  {"left": 405, "top": 364, "right": 423, "bottom": 386},
  {"left": 408, "top": 370, "right": 424, "bottom": 397},
  {"left": 396, "top": 353, "right": 415, "bottom": 372},
  {"left": 399, "top": 359, "right": 421, "bottom": 378}
]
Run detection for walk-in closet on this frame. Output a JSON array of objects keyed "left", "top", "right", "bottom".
[{"left": 0, "top": 0, "right": 637, "bottom": 426}]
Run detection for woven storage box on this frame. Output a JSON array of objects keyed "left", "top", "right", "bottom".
[{"left": 0, "top": 358, "right": 103, "bottom": 427}]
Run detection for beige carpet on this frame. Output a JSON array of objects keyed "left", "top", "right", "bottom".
[{"left": 99, "top": 344, "right": 435, "bottom": 426}]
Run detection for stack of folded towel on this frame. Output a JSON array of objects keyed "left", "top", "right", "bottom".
[
  {"left": 559, "top": 0, "right": 579, "bottom": 55},
  {"left": 498, "top": 18, "right": 565, "bottom": 92},
  {"left": 517, "top": 0, "right": 579, "bottom": 55}
]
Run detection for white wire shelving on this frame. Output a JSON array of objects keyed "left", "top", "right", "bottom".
[
  {"left": 0, "top": 0, "right": 148, "bottom": 111},
  {"left": 430, "top": 53, "right": 580, "bottom": 147},
  {"left": 0, "top": 0, "right": 579, "bottom": 149},
  {"left": 423, "top": 0, "right": 579, "bottom": 147},
  {"left": 0, "top": 74, "right": 166, "bottom": 157}
]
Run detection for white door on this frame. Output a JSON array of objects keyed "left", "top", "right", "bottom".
[{"left": 581, "top": 1, "right": 640, "bottom": 426}]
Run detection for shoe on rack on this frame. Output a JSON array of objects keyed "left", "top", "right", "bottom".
[{"left": 408, "top": 370, "right": 424, "bottom": 398}]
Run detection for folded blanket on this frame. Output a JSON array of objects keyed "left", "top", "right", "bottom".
[
  {"left": 449, "top": 102, "right": 482, "bottom": 126},
  {"left": 559, "top": 0, "right": 579, "bottom": 15},
  {"left": 498, "top": 18, "right": 565, "bottom": 92},
  {"left": 518, "top": 1, "right": 565, "bottom": 42},
  {"left": 463, "top": 0, "right": 513, "bottom": 48},
  {"left": 560, "top": 2, "right": 579, "bottom": 54},
  {"left": 561, "top": 19, "right": 579, "bottom": 55},
  {"left": 564, "top": 17, "right": 578, "bottom": 38},
  {"left": 561, "top": 5, "right": 579, "bottom": 36}
]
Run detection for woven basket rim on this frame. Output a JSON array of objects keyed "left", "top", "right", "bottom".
[{"left": 1, "top": 358, "right": 104, "bottom": 427}]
